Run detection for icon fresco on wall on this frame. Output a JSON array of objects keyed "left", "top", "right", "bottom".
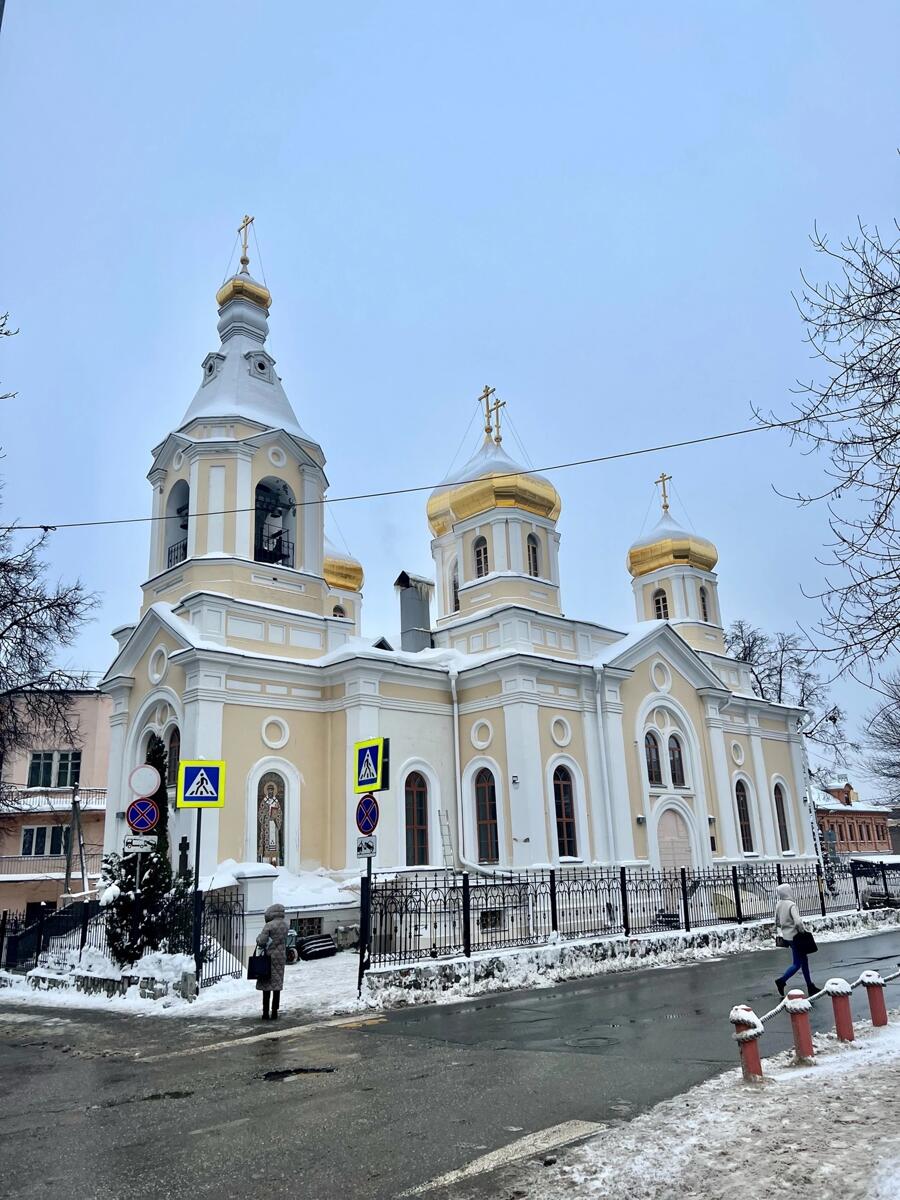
[{"left": 257, "top": 772, "right": 285, "bottom": 866}]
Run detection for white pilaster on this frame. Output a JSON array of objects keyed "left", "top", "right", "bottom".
[
  {"left": 503, "top": 696, "right": 547, "bottom": 866},
  {"left": 599, "top": 686, "right": 636, "bottom": 862},
  {"left": 102, "top": 705, "right": 130, "bottom": 855},
  {"left": 234, "top": 451, "right": 253, "bottom": 558},
  {"left": 183, "top": 694, "right": 224, "bottom": 877},
  {"left": 344, "top": 696, "right": 379, "bottom": 871},
  {"left": 206, "top": 464, "right": 226, "bottom": 554},
  {"left": 705, "top": 712, "right": 740, "bottom": 858},
  {"left": 187, "top": 457, "right": 200, "bottom": 558},
  {"left": 301, "top": 468, "right": 323, "bottom": 575},
  {"left": 148, "top": 473, "right": 165, "bottom": 577},
  {"left": 509, "top": 521, "right": 525, "bottom": 573},
  {"left": 492, "top": 520, "right": 509, "bottom": 572},
  {"left": 582, "top": 697, "right": 612, "bottom": 862},
  {"left": 749, "top": 728, "right": 779, "bottom": 857}
]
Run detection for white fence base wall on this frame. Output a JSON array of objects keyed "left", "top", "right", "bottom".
[{"left": 364, "top": 907, "right": 900, "bottom": 1006}]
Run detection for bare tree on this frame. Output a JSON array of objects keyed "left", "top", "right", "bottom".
[
  {"left": 762, "top": 221, "right": 900, "bottom": 676},
  {"left": 724, "top": 619, "right": 854, "bottom": 767},
  {"left": 863, "top": 669, "right": 900, "bottom": 803}
]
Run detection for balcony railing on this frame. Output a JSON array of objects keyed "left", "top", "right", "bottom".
[
  {"left": 254, "top": 531, "right": 294, "bottom": 567},
  {"left": 3, "top": 788, "right": 107, "bottom": 812},
  {"left": 167, "top": 539, "right": 188, "bottom": 568},
  {"left": 0, "top": 851, "right": 103, "bottom": 877}
]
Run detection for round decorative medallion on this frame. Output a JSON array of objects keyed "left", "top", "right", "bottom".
[
  {"left": 172, "top": 450, "right": 184, "bottom": 470},
  {"left": 651, "top": 659, "right": 672, "bottom": 693},
  {"left": 551, "top": 716, "right": 572, "bottom": 748},
  {"left": 261, "top": 716, "right": 289, "bottom": 750},
  {"left": 148, "top": 645, "right": 168, "bottom": 685},
  {"left": 731, "top": 741, "right": 745, "bottom": 766},
  {"left": 470, "top": 719, "right": 493, "bottom": 750},
  {"left": 268, "top": 446, "right": 287, "bottom": 467}
]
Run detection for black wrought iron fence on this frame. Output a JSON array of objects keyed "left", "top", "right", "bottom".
[
  {"left": 1, "top": 890, "right": 244, "bottom": 987},
  {"left": 366, "top": 860, "right": 888, "bottom": 968}
]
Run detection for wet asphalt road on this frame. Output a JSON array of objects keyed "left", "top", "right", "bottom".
[{"left": 1, "top": 931, "right": 898, "bottom": 1200}]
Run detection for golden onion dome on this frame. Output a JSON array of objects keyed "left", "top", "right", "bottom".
[
  {"left": 215, "top": 264, "right": 272, "bottom": 312},
  {"left": 426, "top": 437, "right": 561, "bottom": 537},
  {"left": 323, "top": 538, "right": 364, "bottom": 592},
  {"left": 626, "top": 511, "right": 718, "bottom": 578}
]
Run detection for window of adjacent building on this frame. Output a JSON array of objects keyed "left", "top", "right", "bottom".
[
  {"left": 735, "top": 780, "right": 754, "bottom": 853},
  {"left": 473, "top": 536, "right": 489, "bottom": 579},
  {"left": 553, "top": 765, "right": 578, "bottom": 858},
  {"left": 863, "top": 823, "right": 871, "bottom": 841},
  {"left": 166, "top": 728, "right": 181, "bottom": 787},
  {"left": 774, "top": 783, "right": 791, "bottom": 853},
  {"left": 653, "top": 589, "right": 669, "bottom": 620},
  {"left": 405, "top": 771, "right": 429, "bottom": 867},
  {"left": 699, "top": 586, "right": 710, "bottom": 623},
  {"left": 848, "top": 822, "right": 856, "bottom": 842},
  {"left": 475, "top": 767, "right": 499, "bottom": 864},
  {"left": 27, "top": 750, "right": 81, "bottom": 789},
  {"left": 645, "top": 732, "right": 663, "bottom": 787},
  {"left": 668, "top": 735, "right": 686, "bottom": 787},
  {"left": 21, "top": 826, "right": 70, "bottom": 857},
  {"left": 450, "top": 561, "right": 460, "bottom": 613},
  {"left": 527, "top": 533, "right": 540, "bottom": 578}
]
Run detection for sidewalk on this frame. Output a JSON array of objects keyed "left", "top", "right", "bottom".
[{"left": 522, "top": 1016, "right": 900, "bottom": 1200}]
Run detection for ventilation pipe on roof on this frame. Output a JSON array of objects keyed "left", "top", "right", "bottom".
[{"left": 394, "top": 572, "right": 434, "bottom": 652}]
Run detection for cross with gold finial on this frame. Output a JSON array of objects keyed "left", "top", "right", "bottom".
[
  {"left": 479, "top": 385, "right": 496, "bottom": 437},
  {"left": 655, "top": 471, "right": 672, "bottom": 514},
  {"left": 490, "top": 395, "right": 506, "bottom": 445},
  {"left": 238, "top": 214, "right": 255, "bottom": 269}
]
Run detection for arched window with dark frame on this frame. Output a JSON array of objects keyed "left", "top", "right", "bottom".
[
  {"left": 735, "top": 780, "right": 754, "bottom": 853},
  {"left": 405, "top": 771, "right": 429, "bottom": 866},
  {"left": 699, "top": 586, "right": 710, "bottom": 623},
  {"left": 473, "top": 536, "right": 489, "bottom": 579},
  {"left": 773, "top": 783, "right": 791, "bottom": 852},
  {"left": 450, "top": 561, "right": 460, "bottom": 612},
  {"left": 475, "top": 767, "right": 499, "bottom": 864},
  {"left": 166, "top": 727, "right": 180, "bottom": 787},
  {"left": 553, "top": 765, "right": 578, "bottom": 858},
  {"left": 653, "top": 588, "right": 669, "bottom": 620},
  {"left": 332, "top": 604, "right": 346, "bottom": 618},
  {"left": 645, "top": 732, "right": 663, "bottom": 786},
  {"left": 526, "top": 533, "right": 540, "bottom": 578},
  {"left": 668, "top": 734, "right": 686, "bottom": 787}
]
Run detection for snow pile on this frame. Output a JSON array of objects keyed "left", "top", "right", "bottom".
[
  {"left": 131, "top": 951, "right": 195, "bottom": 983},
  {"left": 523, "top": 1015, "right": 900, "bottom": 1200},
  {"left": 272, "top": 866, "right": 359, "bottom": 910}
]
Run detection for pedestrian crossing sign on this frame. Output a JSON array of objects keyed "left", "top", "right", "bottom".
[
  {"left": 177, "top": 760, "right": 226, "bottom": 808},
  {"left": 353, "top": 738, "right": 389, "bottom": 794}
]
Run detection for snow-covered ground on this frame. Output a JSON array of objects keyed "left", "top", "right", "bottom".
[
  {"left": 526, "top": 1015, "right": 900, "bottom": 1200},
  {"left": 0, "top": 951, "right": 365, "bottom": 1020}
]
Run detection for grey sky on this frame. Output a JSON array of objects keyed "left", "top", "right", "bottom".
[{"left": 2, "top": 2, "right": 898, "bottom": 763}]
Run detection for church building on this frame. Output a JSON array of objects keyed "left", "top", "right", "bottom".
[{"left": 101, "top": 226, "right": 816, "bottom": 879}]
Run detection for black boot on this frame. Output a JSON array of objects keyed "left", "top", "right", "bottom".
[
  {"left": 775, "top": 978, "right": 785, "bottom": 997},
  {"left": 262, "top": 991, "right": 271, "bottom": 1020},
  {"left": 271, "top": 990, "right": 280, "bottom": 1020}
]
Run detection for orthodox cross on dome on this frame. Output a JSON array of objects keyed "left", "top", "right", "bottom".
[
  {"left": 237, "top": 213, "right": 255, "bottom": 270},
  {"left": 655, "top": 471, "right": 672, "bottom": 514},
  {"left": 490, "top": 394, "right": 506, "bottom": 445},
  {"left": 479, "top": 385, "right": 496, "bottom": 437}
]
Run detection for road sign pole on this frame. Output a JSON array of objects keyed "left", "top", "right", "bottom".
[
  {"left": 192, "top": 808, "right": 203, "bottom": 983},
  {"left": 357, "top": 855, "right": 372, "bottom": 998},
  {"left": 131, "top": 851, "right": 143, "bottom": 956}
]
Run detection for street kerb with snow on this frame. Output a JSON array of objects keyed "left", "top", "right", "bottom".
[{"left": 520, "top": 1013, "right": 900, "bottom": 1200}]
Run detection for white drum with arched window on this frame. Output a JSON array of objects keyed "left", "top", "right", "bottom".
[{"left": 657, "top": 808, "right": 693, "bottom": 869}]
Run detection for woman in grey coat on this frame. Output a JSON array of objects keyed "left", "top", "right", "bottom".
[
  {"left": 256, "top": 902, "right": 289, "bottom": 1019},
  {"left": 773, "top": 884, "right": 819, "bottom": 997}
]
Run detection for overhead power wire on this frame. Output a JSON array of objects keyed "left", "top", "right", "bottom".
[{"left": 0, "top": 404, "right": 866, "bottom": 535}]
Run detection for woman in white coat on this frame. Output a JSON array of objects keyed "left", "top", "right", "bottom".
[{"left": 773, "top": 883, "right": 820, "bottom": 997}]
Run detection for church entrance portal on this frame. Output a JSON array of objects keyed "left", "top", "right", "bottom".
[{"left": 657, "top": 808, "right": 693, "bottom": 869}]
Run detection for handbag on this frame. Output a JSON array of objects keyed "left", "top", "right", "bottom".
[
  {"left": 795, "top": 930, "right": 818, "bottom": 955},
  {"left": 775, "top": 936, "right": 789, "bottom": 948},
  {"left": 247, "top": 949, "right": 271, "bottom": 981}
]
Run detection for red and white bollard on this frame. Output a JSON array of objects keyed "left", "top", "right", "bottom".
[
  {"left": 824, "top": 978, "right": 854, "bottom": 1042},
  {"left": 730, "top": 1004, "right": 764, "bottom": 1082},
  {"left": 860, "top": 970, "right": 888, "bottom": 1027},
  {"left": 785, "top": 990, "right": 815, "bottom": 1063}
]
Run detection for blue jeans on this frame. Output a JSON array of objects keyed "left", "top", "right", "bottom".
[{"left": 777, "top": 938, "right": 813, "bottom": 987}]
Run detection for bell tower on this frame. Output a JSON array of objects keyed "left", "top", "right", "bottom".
[{"left": 140, "top": 218, "right": 363, "bottom": 652}]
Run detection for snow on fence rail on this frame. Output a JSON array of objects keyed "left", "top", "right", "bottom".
[
  {"left": 729, "top": 962, "right": 900, "bottom": 1082},
  {"left": 366, "top": 860, "right": 898, "bottom": 968}
]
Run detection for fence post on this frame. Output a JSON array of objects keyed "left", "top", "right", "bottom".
[
  {"left": 731, "top": 865, "right": 743, "bottom": 924},
  {"left": 815, "top": 863, "right": 827, "bottom": 917},
  {"left": 79, "top": 903, "right": 90, "bottom": 953},
  {"left": 37, "top": 905, "right": 47, "bottom": 958},
  {"left": 356, "top": 871, "right": 371, "bottom": 997},
  {"left": 851, "top": 863, "right": 861, "bottom": 911},
  {"left": 549, "top": 869, "right": 558, "bottom": 935},
  {"left": 680, "top": 867, "right": 691, "bottom": 933},
  {"left": 0, "top": 910, "right": 6, "bottom": 970},
  {"left": 619, "top": 867, "right": 630, "bottom": 937},
  {"left": 775, "top": 862, "right": 783, "bottom": 885},
  {"left": 881, "top": 860, "right": 890, "bottom": 900},
  {"left": 462, "top": 872, "right": 472, "bottom": 958}
]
